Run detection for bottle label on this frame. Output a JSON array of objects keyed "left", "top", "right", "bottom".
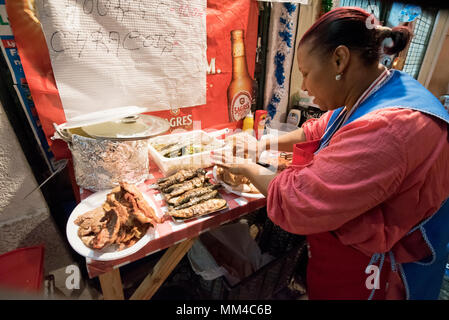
[
  {"left": 230, "top": 91, "right": 251, "bottom": 121},
  {"left": 258, "top": 115, "right": 267, "bottom": 129},
  {"left": 232, "top": 43, "right": 245, "bottom": 57}
]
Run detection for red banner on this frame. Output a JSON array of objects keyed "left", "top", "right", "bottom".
[{"left": 6, "top": 0, "right": 259, "bottom": 159}]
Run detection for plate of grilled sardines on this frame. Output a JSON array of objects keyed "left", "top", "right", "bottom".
[{"left": 156, "top": 168, "right": 228, "bottom": 221}]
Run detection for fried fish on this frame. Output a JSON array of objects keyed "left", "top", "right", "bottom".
[
  {"left": 121, "top": 182, "right": 161, "bottom": 225},
  {"left": 75, "top": 182, "right": 159, "bottom": 251}
]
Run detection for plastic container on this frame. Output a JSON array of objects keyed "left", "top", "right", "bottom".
[
  {"left": 254, "top": 110, "right": 267, "bottom": 140},
  {"left": 265, "top": 121, "right": 298, "bottom": 137},
  {"left": 148, "top": 130, "right": 230, "bottom": 176},
  {"left": 286, "top": 109, "right": 302, "bottom": 127}
]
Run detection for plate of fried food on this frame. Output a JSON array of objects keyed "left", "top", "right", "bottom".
[
  {"left": 66, "top": 182, "right": 163, "bottom": 261},
  {"left": 213, "top": 166, "right": 265, "bottom": 199},
  {"left": 156, "top": 168, "right": 228, "bottom": 222}
]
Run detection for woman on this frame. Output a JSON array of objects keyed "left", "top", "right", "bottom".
[{"left": 212, "top": 7, "right": 449, "bottom": 300}]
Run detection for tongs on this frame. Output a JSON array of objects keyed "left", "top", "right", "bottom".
[{"left": 257, "top": 152, "right": 293, "bottom": 172}]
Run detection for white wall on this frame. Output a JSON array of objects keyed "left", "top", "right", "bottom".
[
  {"left": 0, "top": 100, "right": 54, "bottom": 256},
  {"left": 0, "top": 101, "right": 49, "bottom": 225},
  {"left": 0, "top": 101, "right": 79, "bottom": 275}
]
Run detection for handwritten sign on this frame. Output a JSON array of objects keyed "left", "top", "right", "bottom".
[
  {"left": 258, "top": 0, "right": 309, "bottom": 4},
  {"left": 36, "top": 0, "right": 207, "bottom": 122}
]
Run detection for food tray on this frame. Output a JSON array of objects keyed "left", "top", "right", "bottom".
[
  {"left": 148, "top": 130, "right": 231, "bottom": 176},
  {"left": 158, "top": 170, "right": 228, "bottom": 223}
]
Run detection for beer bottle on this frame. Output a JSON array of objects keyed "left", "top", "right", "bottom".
[{"left": 227, "top": 30, "right": 253, "bottom": 122}]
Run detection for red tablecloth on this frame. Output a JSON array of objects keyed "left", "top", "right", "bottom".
[{"left": 80, "top": 160, "right": 266, "bottom": 279}]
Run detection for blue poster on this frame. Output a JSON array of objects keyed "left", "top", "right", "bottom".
[
  {"left": 0, "top": 1, "right": 55, "bottom": 171},
  {"left": 387, "top": 2, "right": 422, "bottom": 27}
]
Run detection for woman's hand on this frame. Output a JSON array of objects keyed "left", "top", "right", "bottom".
[
  {"left": 226, "top": 133, "right": 262, "bottom": 162},
  {"left": 210, "top": 150, "right": 252, "bottom": 176},
  {"left": 210, "top": 149, "right": 278, "bottom": 197}
]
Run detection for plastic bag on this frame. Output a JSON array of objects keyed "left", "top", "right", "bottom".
[
  {"left": 188, "top": 222, "right": 274, "bottom": 285},
  {"left": 187, "top": 239, "right": 229, "bottom": 281}
]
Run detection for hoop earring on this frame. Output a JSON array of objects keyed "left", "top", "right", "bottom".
[{"left": 335, "top": 73, "right": 342, "bottom": 81}]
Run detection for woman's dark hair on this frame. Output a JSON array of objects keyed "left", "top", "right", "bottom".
[{"left": 299, "top": 7, "right": 412, "bottom": 64}]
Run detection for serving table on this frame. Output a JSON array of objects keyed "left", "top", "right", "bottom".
[{"left": 79, "top": 159, "right": 267, "bottom": 300}]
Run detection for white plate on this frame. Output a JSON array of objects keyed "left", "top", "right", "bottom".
[
  {"left": 66, "top": 189, "right": 160, "bottom": 261},
  {"left": 212, "top": 166, "right": 265, "bottom": 199}
]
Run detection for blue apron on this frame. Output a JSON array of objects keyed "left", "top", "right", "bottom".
[{"left": 317, "top": 70, "right": 449, "bottom": 300}]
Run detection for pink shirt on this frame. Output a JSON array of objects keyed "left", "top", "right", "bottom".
[{"left": 267, "top": 107, "right": 449, "bottom": 263}]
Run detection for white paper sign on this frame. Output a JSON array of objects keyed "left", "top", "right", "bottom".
[{"left": 36, "top": 0, "right": 207, "bottom": 121}]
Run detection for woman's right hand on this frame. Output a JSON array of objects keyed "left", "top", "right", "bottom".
[{"left": 226, "top": 133, "right": 263, "bottom": 162}]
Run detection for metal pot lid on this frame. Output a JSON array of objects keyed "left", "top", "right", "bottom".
[
  {"left": 81, "top": 114, "right": 170, "bottom": 140},
  {"left": 54, "top": 106, "right": 170, "bottom": 140},
  {"left": 58, "top": 106, "right": 149, "bottom": 130}
]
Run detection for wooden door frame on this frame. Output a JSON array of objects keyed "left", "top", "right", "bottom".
[{"left": 417, "top": 9, "right": 449, "bottom": 87}]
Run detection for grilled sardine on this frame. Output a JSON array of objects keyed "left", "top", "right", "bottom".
[
  {"left": 160, "top": 142, "right": 193, "bottom": 158},
  {"left": 173, "top": 190, "right": 219, "bottom": 210},
  {"left": 165, "top": 175, "right": 206, "bottom": 199},
  {"left": 158, "top": 168, "right": 206, "bottom": 189},
  {"left": 152, "top": 142, "right": 178, "bottom": 152},
  {"left": 161, "top": 181, "right": 184, "bottom": 194},
  {"left": 168, "top": 184, "right": 220, "bottom": 207},
  {"left": 169, "top": 198, "right": 227, "bottom": 219}
]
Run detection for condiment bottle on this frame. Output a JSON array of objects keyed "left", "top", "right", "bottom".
[
  {"left": 254, "top": 110, "right": 267, "bottom": 140},
  {"left": 242, "top": 111, "right": 254, "bottom": 135}
]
